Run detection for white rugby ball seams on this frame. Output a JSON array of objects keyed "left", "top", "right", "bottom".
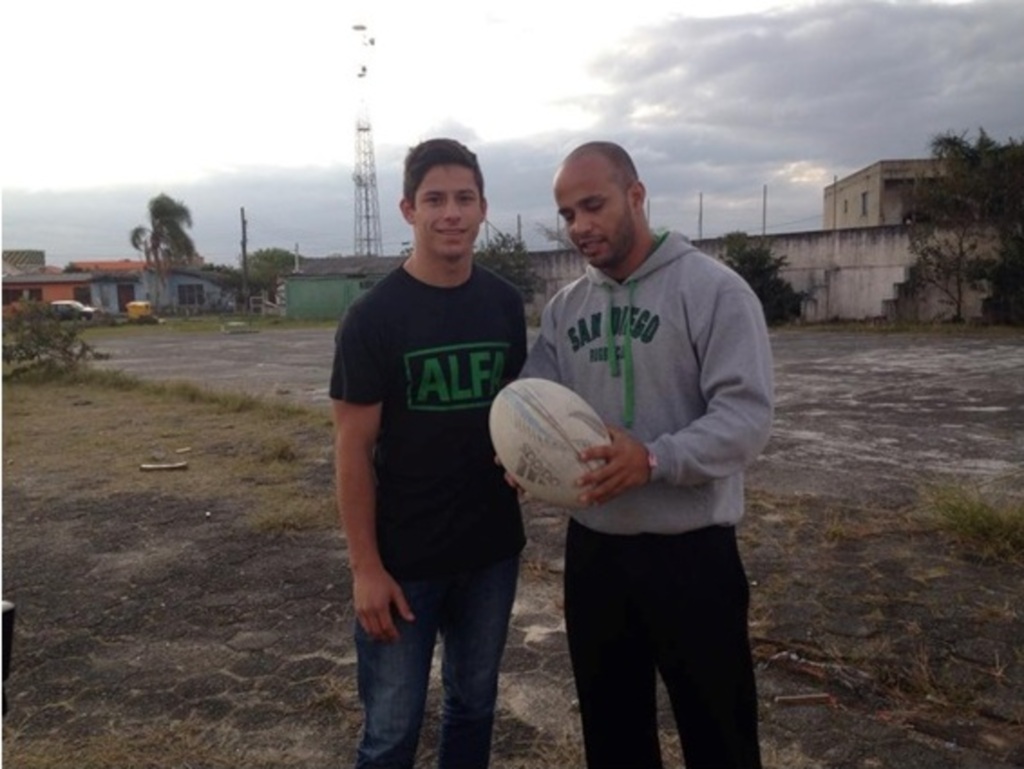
[{"left": 489, "top": 378, "right": 610, "bottom": 508}]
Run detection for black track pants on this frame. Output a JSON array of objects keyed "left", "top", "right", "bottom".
[{"left": 564, "top": 520, "right": 762, "bottom": 769}]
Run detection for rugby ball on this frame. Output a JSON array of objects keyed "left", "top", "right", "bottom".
[{"left": 489, "top": 378, "right": 610, "bottom": 508}]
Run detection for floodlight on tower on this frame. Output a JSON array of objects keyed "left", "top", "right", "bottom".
[{"left": 352, "top": 23, "right": 382, "bottom": 257}]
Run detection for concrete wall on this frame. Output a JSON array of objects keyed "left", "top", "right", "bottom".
[
  {"left": 698, "top": 227, "right": 912, "bottom": 321},
  {"left": 526, "top": 249, "right": 587, "bottom": 318},
  {"left": 528, "top": 226, "right": 987, "bottom": 323}
]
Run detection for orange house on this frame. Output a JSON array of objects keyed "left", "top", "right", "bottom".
[
  {"left": 4, "top": 257, "right": 225, "bottom": 315},
  {"left": 3, "top": 260, "right": 149, "bottom": 316},
  {"left": 2, "top": 273, "right": 93, "bottom": 315}
]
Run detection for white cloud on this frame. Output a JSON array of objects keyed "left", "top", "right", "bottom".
[{"left": 3, "top": 0, "right": 1021, "bottom": 264}]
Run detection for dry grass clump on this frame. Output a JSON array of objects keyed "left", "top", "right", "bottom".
[
  {"left": 3, "top": 719, "right": 239, "bottom": 769},
  {"left": 923, "top": 482, "right": 1024, "bottom": 563}
]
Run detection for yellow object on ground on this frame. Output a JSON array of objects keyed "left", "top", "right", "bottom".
[{"left": 126, "top": 301, "right": 152, "bottom": 319}]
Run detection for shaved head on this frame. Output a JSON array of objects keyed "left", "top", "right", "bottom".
[
  {"left": 553, "top": 141, "right": 652, "bottom": 281},
  {"left": 561, "top": 141, "right": 640, "bottom": 190}
]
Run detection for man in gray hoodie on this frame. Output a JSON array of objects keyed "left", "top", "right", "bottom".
[{"left": 521, "top": 142, "right": 773, "bottom": 769}]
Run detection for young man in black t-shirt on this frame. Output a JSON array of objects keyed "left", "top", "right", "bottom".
[{"left": 330, "top": 138, "right": 526, "bottom": 769}]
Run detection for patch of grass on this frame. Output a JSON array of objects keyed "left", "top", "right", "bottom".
[
  {"left": 971, "top": 598, "right": 1018, "bottom": 623},
  {"left": 759, "top": 742, "right": 822, "bottom": 769},
  {"left": 259, "top": 436, "right": 299, "bottom": 463},
  {"left": 2, "top": 369, "right": 334, "bottom": 534},
  {"left": 924, "top": 483, "right": 1024, "bottom": 563},
  {"left": 2, "top": 719, "right": 239, "bottom": 769},
  {"left": 17, "top": 365, "right": 316, "bottom": 418},
  {"left": 905, "top": 643, "right": 943, "bottom": 701},
  {"left": 873, "top": 643, "right": 952, "bottom": 706},
  {"left": 822, "top": 510, "right": 847, "bottom": 542},
  {"left": 308, "top": 677, "right": 361, "bottom": 724},
  {"left": 493, "top": 724, "right": 585, "bottom": 769},
  {"left": 250, "top": 495, "right": 337, "bottom": 533}
]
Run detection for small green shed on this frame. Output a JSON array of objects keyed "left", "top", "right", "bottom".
[{"left": 283, "top": 256, "right": 404, "bottom": 321}]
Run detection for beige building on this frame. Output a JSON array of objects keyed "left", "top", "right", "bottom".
[{"left": 823, "top": 159, "right": 941, "bottom": 230}]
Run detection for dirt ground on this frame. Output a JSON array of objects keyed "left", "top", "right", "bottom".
[{"left": 3, "top": 327, "right": 1023, "bottom": 768}]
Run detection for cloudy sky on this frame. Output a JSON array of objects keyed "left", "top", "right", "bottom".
[{"left": 3, "top": 0, "right": 1022, "bottom": 268}]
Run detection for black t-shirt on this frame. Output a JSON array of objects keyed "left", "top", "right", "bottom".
[{"left": 330, "top": 264, "right": 527, "bottom": 579}]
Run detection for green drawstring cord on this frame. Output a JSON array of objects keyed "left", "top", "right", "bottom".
[
  {"left": 622, "top": 280, "right": 637, "bottom": 429},
  {"left": 602, "top": 281, "right": 637, "bottom": 429},
  {"left": 604, "top": 286, "right": 619, "bottom": 377},
  {"left": 601, "top": 231, "right": 664, "bottom": 429}
]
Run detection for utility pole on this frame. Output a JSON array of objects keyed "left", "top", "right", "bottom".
[
  {"left": 761, "top": 184, "right": 768, "bottom": 240},
  {"left": 352, "top": 24, "right": 383, "bottom": 257},
  {"left": 698, "top": 193, "right": 703, "bottom": 240},
  {"left": 240, "top": 207, "right": 249, "bottom": 312}
]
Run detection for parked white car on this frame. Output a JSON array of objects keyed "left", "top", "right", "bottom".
[{"left": 50, "top": 300, "right": 98, "bottom": 320}]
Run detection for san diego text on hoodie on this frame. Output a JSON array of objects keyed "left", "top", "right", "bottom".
[{"left": 522, "top": 231, "right": 775, "bottom": 535}]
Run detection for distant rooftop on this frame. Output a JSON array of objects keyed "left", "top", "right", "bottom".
[
  {"left": 2, "top": 249, "right": 47, "bottom": 275},
  {"left": 2, "top": 272, "right": 94, "bottom": 285},
  {"left": 69, "top": 259, "right": 146, "bottom": 272},
  {"left": 295, "top": 256, "right": 405, "bottom": 277}
]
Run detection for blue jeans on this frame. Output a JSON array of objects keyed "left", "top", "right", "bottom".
[{"left": 354, "top": 555, "right": 519, "bottom": 769}]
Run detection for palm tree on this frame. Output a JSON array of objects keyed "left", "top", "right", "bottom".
[{"left": 130, "top": 194, "right": 199, "bottom": 308}]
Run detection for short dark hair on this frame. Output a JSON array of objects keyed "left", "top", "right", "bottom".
[
  {"left": 564, "top": 141, "right": 639, "bottom": 189},
  {"left": 403, "top": 138, "right": 485, "bottom": 202}
]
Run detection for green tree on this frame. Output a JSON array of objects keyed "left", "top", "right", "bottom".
[
  {"left": 909, "top": 129, "right": 1024, "bottom": 323},
  {"left": 246, "top": 248, "right": 299, "bottom": 301},
  {"left": 721, "top": 232, "right": 803, "bottom": 325},
  {"left": 908, "top": 219, "right": 987, "bottom": 323},
  {"left": 200, "top": 264, "right": 244, "bottom": 309},
  {"left": 536, "top": 222, "right": 575, "bottom": 250},
  {"left": 2, "top": 301, "right": 106, "bottom": 378},
  {"left": 129, "top": 193, "right": 199, "bottom": 307},
  {"left": 986, "top": 235, "right": 1024, "bottom": 324},
  {"left": 970, "top": 134, "right": 1024, "bottom": 323},
  {"left": 475, "top": 232, "right": 539, "bottom": 302}
]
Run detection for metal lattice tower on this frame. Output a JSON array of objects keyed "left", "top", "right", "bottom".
[{"left": 352, "top": 25, "right": 382, "bottom": 257}]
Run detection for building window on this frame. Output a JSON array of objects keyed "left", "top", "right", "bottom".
[
  {"left": 843, "top": 200, "right": 848, "bottom": 214},
  {"left": 861, "top": 192, "right": 869, "bottom": 217},
  {"left": 177, "top": 284, "right": 206, "bottom": 306},
  {"left": 3, "top": 288, "right": 42, "bottom": 305}
]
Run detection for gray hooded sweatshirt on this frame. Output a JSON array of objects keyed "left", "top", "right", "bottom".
[{"left": 521, "top": 231, "right": 774, "bottom": 535}]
